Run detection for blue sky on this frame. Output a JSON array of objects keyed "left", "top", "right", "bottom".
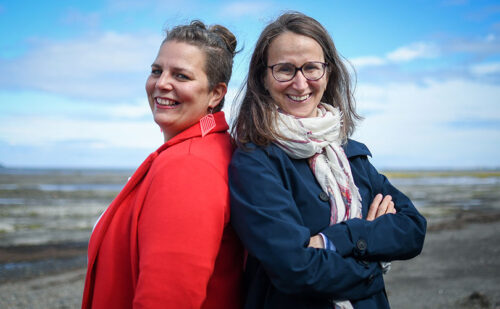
[{"left": 0, "top": 0, "right": 499, "bottom": 169}]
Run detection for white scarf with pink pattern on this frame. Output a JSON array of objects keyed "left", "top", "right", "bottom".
[{"left": 274, "top": 103, "right": 363, "bottom": 225}]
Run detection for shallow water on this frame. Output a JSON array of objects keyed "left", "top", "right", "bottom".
[
  {"left": 1, "top": 167, "right": 499, "bottom": 248},
  {"left": 391, "top": 175, "right": 500, "bottom": 213},
  {"left": 0, "top": 168, "right": 133, "bottom": 247}
]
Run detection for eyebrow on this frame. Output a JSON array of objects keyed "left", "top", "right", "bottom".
[{"left": 150, "top": 63, "right": 194, "bottom": 75}]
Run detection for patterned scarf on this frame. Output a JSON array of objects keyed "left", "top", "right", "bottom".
[
  {"left": 274, "top": 103, "right": 362, "bottom": 224},
  {"left": 274, "top": 103, "right": 362, "bottom": 309}
]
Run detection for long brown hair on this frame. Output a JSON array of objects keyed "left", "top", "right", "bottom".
[
  {"left": 232, "top": 12, "right": 360, "bottom": 146},
  {"left": 164, "top": 21, "right": 237, "bottom": 112}
]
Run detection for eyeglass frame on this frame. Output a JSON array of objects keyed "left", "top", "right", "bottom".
[{"left": 266, "top": 61, "right": 328, "bottom": 82}]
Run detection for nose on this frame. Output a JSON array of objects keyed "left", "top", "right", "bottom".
[
  {"left": 290, "top": 70, "right": 308, "bottom": 90},
  {"left": 156, "top": 72, "right": 174, "bottom": 91}
]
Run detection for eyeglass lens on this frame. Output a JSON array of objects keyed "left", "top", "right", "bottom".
[{"left": 272, "top": 62, "right": 325, "bottom": 82}]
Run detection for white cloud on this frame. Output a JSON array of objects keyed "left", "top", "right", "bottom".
[
  {"left": 0, "top": 115, "right": 160, "bottom": 149},
  {"left": 220, "top": 1, "right": 272, "bottom": 18},
  {"left": 0, "top": 92, "right": 156, "bottom": 150},
  {"left": 386, "top": 42, "right": 439, "bottom": 62},
  {"left": 352, "top": 79, "right": 500, "bottom": 168},
  {"left": 485, "top": 33, "right": 496, "bottom": 42},
  {"left": 103, "top": 98, "right": 152, "bottom": 119},
  {"left": 350, "top": 42, "right": 439, "bottom": 69},
  {"left": 0, "top": 32, "right": 162, "bottom": 101},
  {"left": 444, "top": 33, "right": 500, "bottom": 55},
  {"left": 350, "top": 56, "right": 386, "bottom": 68},
  {"left": 470, "top": 62, "right": 500, "bottom": 75}
]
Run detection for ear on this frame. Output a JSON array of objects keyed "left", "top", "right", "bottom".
[{"left": 208, "top": 82, "right": 228, "bottom": 109}]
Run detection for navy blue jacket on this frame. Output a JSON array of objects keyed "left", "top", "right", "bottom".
[{"left": 229, "top": 139, "right": 426, "bottom": 309}]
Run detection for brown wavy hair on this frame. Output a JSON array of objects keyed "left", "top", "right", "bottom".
[
  {"left": 231, "top": 12, "right": 360, "bottom": 146},
  {"left": 164, "top": 20, "right": 237, "bottom": 112}
]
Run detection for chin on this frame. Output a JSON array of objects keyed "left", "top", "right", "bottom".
[{"left": 288, "top": 108, "right": 316, "bottom": 118}]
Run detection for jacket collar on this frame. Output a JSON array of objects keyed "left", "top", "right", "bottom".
[
  {"left": 343, "top": 138, "right": 372, "bottom": 158},
  {"left": 156, "top": 111, "right": 229, "bottom": 153}
]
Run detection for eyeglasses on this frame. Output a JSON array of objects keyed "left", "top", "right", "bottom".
[{"left": 267, "top": 61, "right": 327, "bottom": 82}]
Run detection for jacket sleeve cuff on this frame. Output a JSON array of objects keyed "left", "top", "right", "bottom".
[
  {"left": 321, "top": 222, "right": 353, "bottom": 256},
  {"left": 322, "top": 218, "right": 370, "bottom": 258},
  {"left": 319, "top": 233, "right": 336, "bottom": 251}
]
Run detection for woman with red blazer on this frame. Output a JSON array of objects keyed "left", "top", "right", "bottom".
[{"left": 81, "top": 21, "right": 243, "bottom": 309}]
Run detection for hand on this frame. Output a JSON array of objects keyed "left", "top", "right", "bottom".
[
  {"left": 308, "top": 234, "right": 324, "bottom": 248},
  {"left": 366, "top": 194, "right": 396, "bottom": 221}
]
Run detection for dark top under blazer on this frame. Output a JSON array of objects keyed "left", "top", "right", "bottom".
[{"left": 229, "top": 139, "right": 426, "bottom": 309}]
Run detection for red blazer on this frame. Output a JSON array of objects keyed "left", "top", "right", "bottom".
[{"left": 82, "top": 112, "right": 244, "bottom": 309}]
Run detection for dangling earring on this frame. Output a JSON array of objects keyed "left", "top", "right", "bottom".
[{"left": 200, "top": 107, "right": 216, "bottom": 137}]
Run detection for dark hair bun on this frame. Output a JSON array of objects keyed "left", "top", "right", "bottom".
[{"left": 209, "top": 25, "right": 237, "bottom": 56}]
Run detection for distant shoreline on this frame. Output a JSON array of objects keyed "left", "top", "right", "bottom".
[
  {"left": 383, "top": 169, "right": 500, "bottom": 178},
  {"left": 1, "top": 166, "right": 499, "bottom": 173}
]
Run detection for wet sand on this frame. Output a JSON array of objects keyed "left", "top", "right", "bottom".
[
  {"left": 1, "top": 211, "right": 499, "bottom": 309},
  {"left": 385, "top": 211, "right": 500, "bottom": 309}
]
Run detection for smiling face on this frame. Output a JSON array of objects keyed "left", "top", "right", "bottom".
[
  {"left": 146, "top": 40, "right": 226, "bottom": 141},
  {"left": 264, "top": 32, "right": 328, "bottom": 118}
]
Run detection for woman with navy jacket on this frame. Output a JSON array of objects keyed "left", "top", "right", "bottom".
[{"left": 229, "top": 12, "right": 426, "bottom": 309}]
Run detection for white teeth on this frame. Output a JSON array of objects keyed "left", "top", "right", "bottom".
[
  {"left": 156, "top": 98, "right": 177, "bottom": 105},
  {"left": 288, "top": 94, "right": 310, "bottom": 101}
]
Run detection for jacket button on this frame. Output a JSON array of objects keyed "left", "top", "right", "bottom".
[
  {"left": 356, "top": 239, "right": 367, "bottom": 251},
  {"left": 319, "top": 191, "right": 329, "bottom": 202},
  {"left": 367, "top": 273, "right": 375, "bottom": 284}
]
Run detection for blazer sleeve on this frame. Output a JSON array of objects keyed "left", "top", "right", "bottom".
[
  {"left": 229, "top": 148, "right": 385, "bottom": 300},
  {"left": 133, "top": 155, "right": 228, "bottom": 308},
  {"left": 321, "top": 156, "right": 427, "bottom": 261}
]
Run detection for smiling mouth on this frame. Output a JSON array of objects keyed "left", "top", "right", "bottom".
[
  {"left": 287, "top": 94, "right": 311, "bottom": 102},
  {"left": 156, "top": 97, "right": 179, "bottom": 108}
]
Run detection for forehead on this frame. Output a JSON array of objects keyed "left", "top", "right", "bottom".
[
  {"left": 154, "top": 41, "right": 206, "bottom": 70},
  {"left": 267, "top": 32, "right": 324, "bottom": 64}
]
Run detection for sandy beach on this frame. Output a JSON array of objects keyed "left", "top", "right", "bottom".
[{"left": 1, "top": 210, "right": 499, "bottom": 309}]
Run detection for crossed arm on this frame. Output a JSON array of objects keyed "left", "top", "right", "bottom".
[
  {"left": 229, "top": 147, "right": 426, "bottom": 300},
  {"left": 309, "top": 194, "right": 396, "bottom": 249}
]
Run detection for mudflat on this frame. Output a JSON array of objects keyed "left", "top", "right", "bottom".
[
  {"left": 1, "top": 168, "right": 499, "bottom": 308},
  {"left": 1, "top": 212, "right": 499, "bottom": 309},
  {"left": 386, "top": 211, "right": 500, "bottom": 309}
]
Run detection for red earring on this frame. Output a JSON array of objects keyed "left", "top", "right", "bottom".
[{"left": 200, "top": 108, "right": 216, "bottom": 137}]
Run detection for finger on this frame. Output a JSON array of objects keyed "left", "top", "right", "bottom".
[
  {"left": 376, "top": 195, "right": 392, "bottom": 218},
  {"left": 387, "top": 201, "right": 396, "bottom": 214},
  {"left": 367, "top": 194, "right": 383, "bottom": 221},
  {"left": 307, "top": 236, "right": 315, "bottom": 248}
]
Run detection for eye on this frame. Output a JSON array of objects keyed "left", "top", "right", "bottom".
[
  {"left": 275, "top": 64, "right": 294, "bottom": 74},
  {"left": 175, "top": 73, "right": 190, "bottom": 80},
  {"left": 303, "top": 63, "right": 321, "bottom": 72},
  {"left": 151, "top": 68, "right": 162, "bottom": 76}
]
